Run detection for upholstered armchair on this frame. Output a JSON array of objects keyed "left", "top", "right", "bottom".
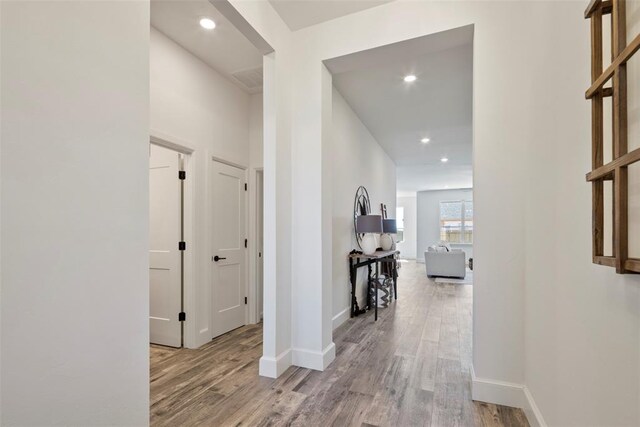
[{"left": 424, "top": 245, "right": 466, "bottom": 279}]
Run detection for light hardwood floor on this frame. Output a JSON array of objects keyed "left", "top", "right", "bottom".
[{"left": 150, "top": 261, "right": 529, "bottom": 426}]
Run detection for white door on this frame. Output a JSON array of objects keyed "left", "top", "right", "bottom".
[
  {"left": 149, "top": 144, "right": 182, "bottom": 347},
  {"left": 211, "top": 160, "right": 247, "bottom": 338},
  {"left": 256, "top": 170, "right": 264, "bottom": 321}
]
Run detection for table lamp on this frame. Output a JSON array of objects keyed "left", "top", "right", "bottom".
[
  {"left": 356, "top": 215, "right": 383, "bottom": 255},
  {"left": 381, "top": 219, "right": 397, "bottom": 251}
]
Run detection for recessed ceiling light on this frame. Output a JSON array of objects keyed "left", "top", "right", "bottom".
[
  {"left": 441, "top": 157, "right": 449, "bottom": 163},
  {"left": 403, "top": 75, "right": 417, "bottom": 83},
  {"left": 421, "top": 138, "right": 430, "bottom": 143},
  {"left": 200, "top": 18, "right": 216, "bottom": 30}
]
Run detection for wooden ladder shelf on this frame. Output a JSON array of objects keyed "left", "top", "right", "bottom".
[{"left": 585, "top": 0, "right": 640, "bottom": 273}]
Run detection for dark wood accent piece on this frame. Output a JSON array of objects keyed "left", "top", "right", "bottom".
[
  {"left": 586, "top": 147, "right": 640, "bottom": 181},
  {"left": 594, "top": 255, "right": 617, "bottom": 267},
  {"left": 624, "top": 258, "right": 640, "bottom": 272},
  {"left": 585, "top": 33, "right": 640, "bottom": 99},
  {"left": 349, "top": 250, "right": 399, "bottom": 320},
  {"left": 585, "top": 0, "right": 612, "bottom": 18},
  {"left": 586, "top": 0, "right": 639, "bottom": 274},
  {"left": 591, "top": 7, "right": 605, "bottom": 258}
]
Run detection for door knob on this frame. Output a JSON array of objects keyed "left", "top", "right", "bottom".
[{"left": 213, "top": 255, "right": 226, "bottom": 262}]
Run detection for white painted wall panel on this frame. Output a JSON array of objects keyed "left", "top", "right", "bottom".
[
  {"left": 1, "top": 1, "right": 149, "bottom": 424},
  {"left": 331, "top": 87, "right": 396, "bottom": 328}
]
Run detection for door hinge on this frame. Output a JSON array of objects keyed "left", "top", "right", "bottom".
[
  {"left": 178, "top": 312, "right": 186, "bottom": 321},
  {"left": 245, "top": 183, "right": 247, "bottom": 191},
  {"left": 244, "top": 297, "right": 247, "bottom": 305},
  {"left": 178, "top": 241, "right": 186, "bottom": 251},
  {"left": 245, "top": 238, "right": 248, "bottom": 248},
  {"left": 178, "top": 171, "right": 186, "bottom": 180}
]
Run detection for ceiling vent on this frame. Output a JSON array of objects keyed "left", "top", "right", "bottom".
[{"left": 231, "top": 67, "right": 263, "bottom": 92}]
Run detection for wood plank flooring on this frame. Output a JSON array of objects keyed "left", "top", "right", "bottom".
[{"left": 150, "top": 261, "right": 529, "bottom": 426}]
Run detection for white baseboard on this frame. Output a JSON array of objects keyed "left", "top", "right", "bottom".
[
  {"left": 332, "top": 307, "right": 350, "bottom": 330},
  {"left": 292, "top": 342, "right": 336, "bottom": 371},
  {"left": 523, "top": 385, "right": 547, "bottom": 427},
  {"left": 259, "top": 348, "right": 291, "bottom": 378},
  {"left": 471, "top": 365, "right": 546, "bottom": 427}
]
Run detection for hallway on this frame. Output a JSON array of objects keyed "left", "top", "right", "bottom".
[{"left": 150, "top": 261, "right": 528, "bottom": 426}]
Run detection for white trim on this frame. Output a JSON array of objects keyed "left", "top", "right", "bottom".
[
  {"left": 259, "top": 348, "right": 291, "bottom": 378},
  {"left": 211, "top": 155, "right": 248, "bottom": 170},
  {"left": 150, "top": 130, "right": 195, "bottom": 154},
  {"left": 523, "top": 386, "right": 547, "bottom": 427},
  {"left": 291, "top": 342, "right": 336, "bottom": 371},
  {"left": 332, "top": 307, "right": 350, "bottom": 330},
  {"left": 471, "top": 365, "right": 525, "bottom": 408},
  {"left": 471, "top": 365, "right": 547, "bottom": 427},
  {"left": 248, "top": 168, "right": 264, "bottom": 325}
]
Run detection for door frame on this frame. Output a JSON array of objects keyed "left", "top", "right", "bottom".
[
  {"left": 249, "top": 167, "right": 264, "bottom": 323},
  {"left": 209, "top": 156, "right": 250, "bottom": 335},
  {"left": 150, "top": 132, "right": 196, "bottom": 348}
]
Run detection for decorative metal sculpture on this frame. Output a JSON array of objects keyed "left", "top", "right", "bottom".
[{"left": 353, "top": 186, "right": 371, "bottom": 250}]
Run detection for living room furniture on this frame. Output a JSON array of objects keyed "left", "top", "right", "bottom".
[
  {"left": 348, "top": 249, "right": 399, "bottom": 321},
  {"left": 424, "top": 247, "right": 466, "bottom": 279}
]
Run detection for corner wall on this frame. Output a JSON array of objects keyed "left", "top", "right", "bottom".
[
  {"left": 522, "top": 2, "right": 640, "bottom": 425},
  {"left": 331, "top": 87, "right": 396, "bottom": 329},
  {"left": 1, "top": 1, "right": 150, "bottom": 424}
]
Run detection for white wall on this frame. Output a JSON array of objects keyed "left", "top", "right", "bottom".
[
  {"left": 416, "top": 189, "right": 473, "bottom": 262},
  {"left": 1, "top": 1, "right": 149, "bottom": 424},
  {"left": 150, "top": 27, "right": 259, "bottom": 346},
  {"left": 331, "top": 87, "right": 396, "bottom": 329},
  {"left": 522, "top": 2, "right": 640, "bottom": 426},
  {"left": 224, "top": 0, "right": 295, "bottom": 378},
  {"left": 396, "top": 195, "right": 417, "bottom": 260}
]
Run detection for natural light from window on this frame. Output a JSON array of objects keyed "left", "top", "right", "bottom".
[
  {"left": 439, "top": 200, "right": 473, "bottom": 244},
  {"left": 396, "top": 207, "right": 405, "bottom": 243}
]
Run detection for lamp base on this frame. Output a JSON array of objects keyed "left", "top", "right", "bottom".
[
  {"left": 380, "top": 233, "right": 394, "bottom": 251},
  {"left": 361, "top": 234, "right": 377, "bottom": 255}
]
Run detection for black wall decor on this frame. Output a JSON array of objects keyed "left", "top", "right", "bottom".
[{"left": 353, "top": 186, "right": 371, "bottom": 250}]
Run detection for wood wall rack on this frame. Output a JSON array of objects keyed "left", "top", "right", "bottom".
[{"left": 585, "top": 0, "right": 640, "bottom": 273}]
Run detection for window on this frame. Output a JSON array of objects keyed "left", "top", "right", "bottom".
[
  {"left": 439, "top": 200, "right": 473, "bottom": 244},
  {"left": 396, "top": 207, "right": 405, "bottom": 243}
]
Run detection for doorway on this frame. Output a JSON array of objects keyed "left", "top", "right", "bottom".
[{"left": 149, "top": 143, "right": 185, "bottom": 347}]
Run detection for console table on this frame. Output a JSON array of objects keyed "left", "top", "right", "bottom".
[{"left": 348, "top": 250, "right": 399, "bottom": 321}]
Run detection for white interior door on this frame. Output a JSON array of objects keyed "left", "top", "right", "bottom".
[
  {"left": 149, "top": 144, "right": 182, "bottom": 347},
  {"left": 256, "top": 170, "right": 264, "bottom": 321},
  {"left": 211, "top": 160, "right": 247, "bottom": 338}
]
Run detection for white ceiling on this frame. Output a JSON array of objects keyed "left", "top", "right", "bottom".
[
  {"left": 329, "top": 26, "right": 474, "bottom": 194},
  {"left": 269, "top": 0, "right": 394, "bottom": 31},
  {"left": 150, "top": 0, "right": 263, "bottom": 93}
]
